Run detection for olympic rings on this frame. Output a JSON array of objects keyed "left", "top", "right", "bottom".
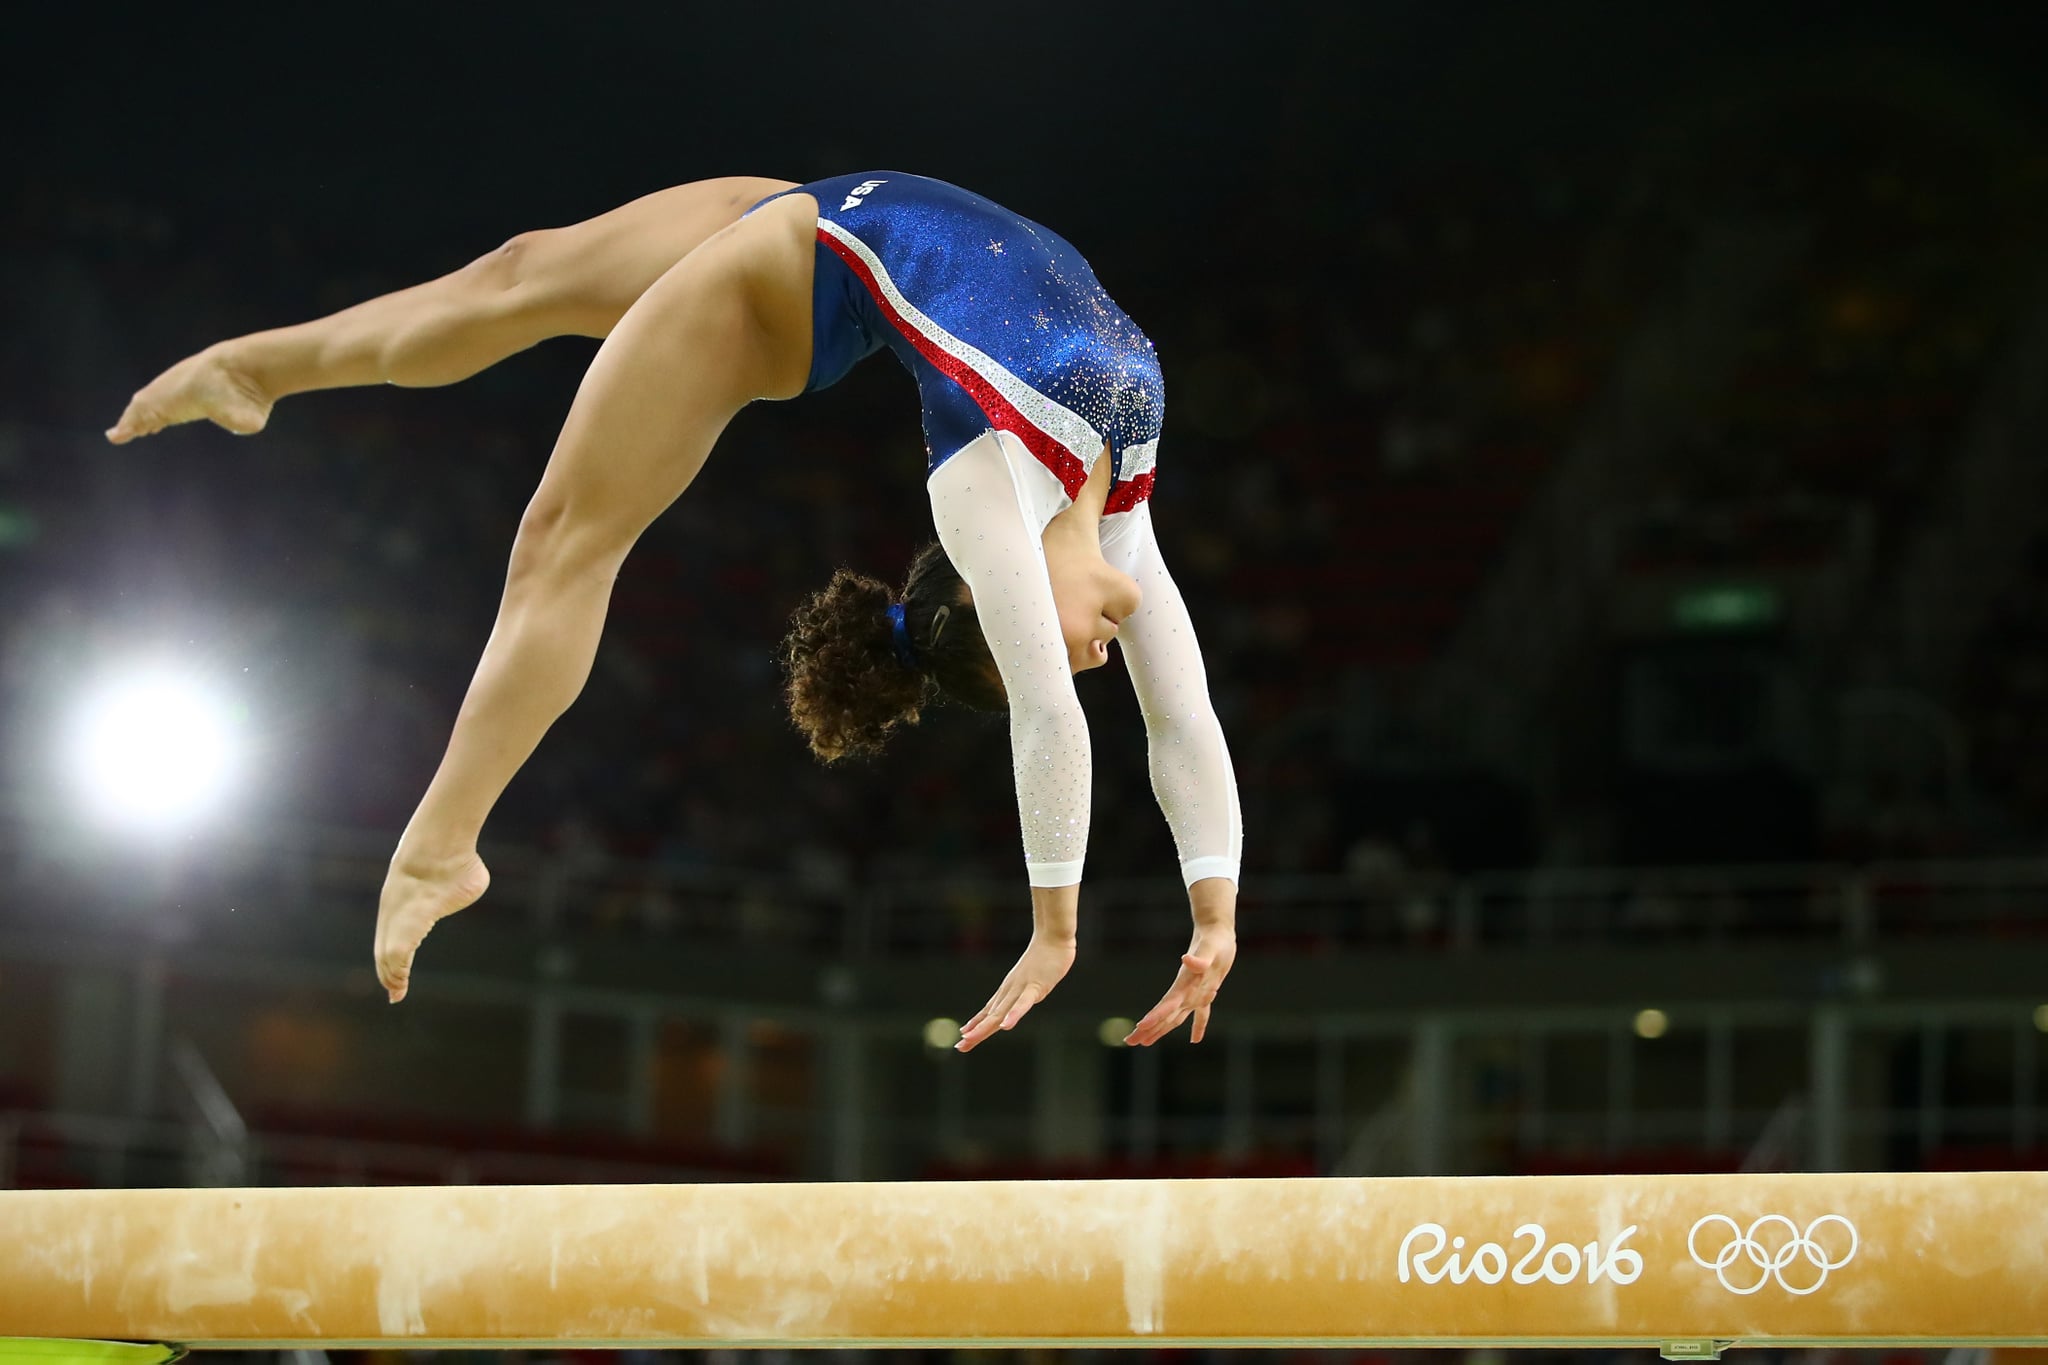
[{"left": 1687, "top": 1213, "right": 1859, "bottom": 1295}]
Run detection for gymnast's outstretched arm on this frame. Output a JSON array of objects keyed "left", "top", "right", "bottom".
[
  {"left": 105, "top": 176, "right": 796, "bottom": 443},
  {"left": 1102, "top": 503, "right": 1242, "bottom": 1045},
  {"left": 927, "top": 435, "right": 1093, "bottom": 1051}
]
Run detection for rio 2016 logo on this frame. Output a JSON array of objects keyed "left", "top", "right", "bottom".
[{"left": 1397, "top": 1223, "right": 1643, "bottom": 1286}]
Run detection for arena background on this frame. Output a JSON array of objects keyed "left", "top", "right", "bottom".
[{"left": 5, "top": 1, "right": 2048, "bottom": 1361}]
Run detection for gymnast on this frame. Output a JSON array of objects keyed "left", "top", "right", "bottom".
[{"left": 107, "top": 172, "right": 1242, "bottom": 1050}]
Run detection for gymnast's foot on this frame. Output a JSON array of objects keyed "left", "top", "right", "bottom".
[
  {"left": 105, "top": 344, "right": 273, "bottom": 444},
  {"left": 374, "top": 848, "right": 492, "bottom": 1003}
]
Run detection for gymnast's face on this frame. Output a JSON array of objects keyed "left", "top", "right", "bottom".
[
  {"left": 1061, "top": 557, "right": 1143, "bottom": 673},
  {"left": 966, "top": 556, "right": 1142, "bottom": 675}
]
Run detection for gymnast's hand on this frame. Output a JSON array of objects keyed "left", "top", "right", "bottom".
[
  {"left": 1126, "top": 879, "right": 1238, "bottom": 1046},
  {"left": 373, "top": 848, "right": 493, "bottom": 1004},
  {"left": 106, "top": 344, "right": 274, "bottom": 445},
  {"left": 1126, "top": 923, "right": 1236, "bottom": 1046},
  {"left": 956, "top": 911, "right": 1077, "bottom": 1053}
]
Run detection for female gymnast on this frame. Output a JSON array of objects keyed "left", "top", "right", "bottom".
[{"left": 107, "top": 172, "right": 1242, "bottom": 1051}]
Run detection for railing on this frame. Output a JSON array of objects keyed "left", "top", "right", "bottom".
[
  {"left": 9, "top": 1080, "right": 2047, "bottom": 1193},
  {"left": 843, "top": 1101, "right": 2048, "bottom": 1181},
  {"left": 6, "top": 811, "right": 2048, "bottom": 957},
  {"left": 0, "top": 1108, "right": 767, "bottom": 1191}
]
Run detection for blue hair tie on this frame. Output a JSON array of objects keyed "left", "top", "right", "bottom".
[{"left": 886, "top": 601, "right": 919, "bottom": 669}]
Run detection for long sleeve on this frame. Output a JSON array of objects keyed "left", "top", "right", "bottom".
[
  {"left": 927, "top": 432, "right": 1093, "bottom": 886},
  {"left": 1103, "top": 503, "right": 1243, "bottom": 886}
]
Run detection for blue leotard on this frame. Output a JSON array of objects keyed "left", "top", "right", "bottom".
[{"left": 756, "top": 172, "right": 1162, "bottom": 512}]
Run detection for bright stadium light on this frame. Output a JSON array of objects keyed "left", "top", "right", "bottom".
[{"left": 64, "top": 666, "right": 244, "bottom": 834}]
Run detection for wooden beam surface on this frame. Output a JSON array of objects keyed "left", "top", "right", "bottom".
[{"left": 1, "top": 1174, "right": 2043, "bottom": 1349}]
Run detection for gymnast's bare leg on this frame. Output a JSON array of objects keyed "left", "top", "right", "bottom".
[
  {"left": 107, "top": 178, "right": 815, "bottom": 1000},
  {"left": 108, "top": 179, "right": 796, "bottom": 441}
]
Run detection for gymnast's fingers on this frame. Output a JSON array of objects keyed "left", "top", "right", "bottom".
[
  {"left": 1186, "top": 963, "right": 1230, "bottom": 1045},
  {"left": 956, "top": 988, "right": 1014, "bottom": 1052},
  {"left": 1126, "top": 991, "right": 1178, "bottom": 1046},
  {"left": 961, "top": 979, "right": 1013, "bottom": 1043},
  {"left": 1134, "top": 954, "right": 1216, "bottom": 1045},
  {"left": 1126, "top": 991, "right": 1192, "bottom": 1047},
  {"left": 999, "top": 983, "right": 1043, "bottom": 1031}
]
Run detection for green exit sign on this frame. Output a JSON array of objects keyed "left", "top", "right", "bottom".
[{"left": 1671, "top": 583, "right": 1779, "bottom": 630}]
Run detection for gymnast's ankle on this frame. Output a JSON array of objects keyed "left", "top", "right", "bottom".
[{"left": 389, "top": 840, "right": 484, "bottom": 880}]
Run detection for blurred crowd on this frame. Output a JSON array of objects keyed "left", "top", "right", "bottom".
[
  {"left": 0, "top": 151, "right": 1626, "bottom": 898},
  {"left": 4, "top": 87, "right": 2046, "bottom": 920},
  {"left": 1967, "top": 530, "right": 2048, "bottom": 833},
  {"left": 1614, "top": 102, "right": 2026, "bottom": 579}
]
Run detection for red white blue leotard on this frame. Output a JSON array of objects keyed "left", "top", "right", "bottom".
[
  {"left": 758, "top": 172, "right": 1236, "bottom": 890},
  {"left": 760, "top": 171, "right": 1162, "bottom": 511}
]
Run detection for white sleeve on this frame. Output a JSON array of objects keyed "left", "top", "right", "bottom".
[
  {"left": 927, "top": 433, "right": 1091, "bottom": 887},
  {"left": 1102, "top": 503, "right": 1243, "bottom": 887}
]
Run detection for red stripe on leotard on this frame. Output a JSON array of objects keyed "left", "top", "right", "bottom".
[
  {"left": 816, "top": 227, "right": 1092, "bottom": 500},
  {"left": 1104, "top": 471, "right": 1156, "bottom": 514}
]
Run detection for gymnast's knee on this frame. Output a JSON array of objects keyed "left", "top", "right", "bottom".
[
  {"left": 506, "top": 494, "right": 628, "bottom": 589},
  {"left": 471, "top": 230, "right": 552, "bottom": 289}
]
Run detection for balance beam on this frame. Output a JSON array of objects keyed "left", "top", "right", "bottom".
[{"left": 2, "top": 1174, "right": 2044, "bottom": 1354}]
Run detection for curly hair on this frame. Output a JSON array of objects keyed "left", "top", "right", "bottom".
[{"left": 781, "top": 542, "right": 1006, "bottom": 762}]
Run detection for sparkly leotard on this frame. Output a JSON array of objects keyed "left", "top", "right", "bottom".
[
  {"left": 758, "top": 173, "right": 1236, "bottom": 891},
  {"left": 758, "top": 171, "right": 1162, "bottom": 511}
]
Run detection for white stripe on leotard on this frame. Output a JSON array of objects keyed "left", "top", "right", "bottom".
[{"left": 817, "top": 217, "right": 1105, "bottom": 473}]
